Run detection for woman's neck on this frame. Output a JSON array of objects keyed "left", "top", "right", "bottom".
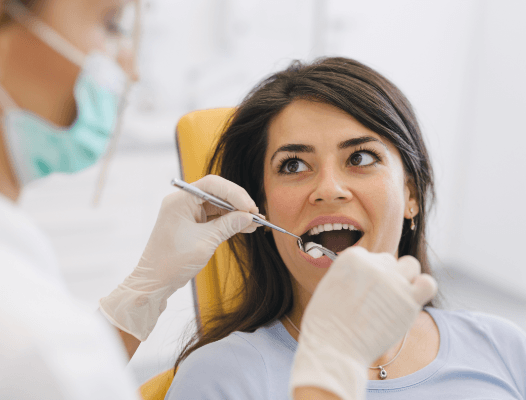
[
  {"left": 281, "top": 281, "right": 310, "bottom": 341},
  {"left": 281, "top": 283, "right": 432, "bottom": 378}
]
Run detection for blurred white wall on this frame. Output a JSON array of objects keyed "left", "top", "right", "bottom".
[
  {"left": 19, "top": 0, "right": 526, "bottom": 385},
  {"left": 133, "top": 0, "right": 526, "bottom": 296}
]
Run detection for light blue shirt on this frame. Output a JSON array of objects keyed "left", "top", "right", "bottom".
[{"left": 166, "top": 307, "right": 526, "bottom": 399}]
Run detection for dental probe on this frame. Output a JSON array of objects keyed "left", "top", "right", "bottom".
[{"left": 171, "top": 178, "right": 337, "bottom": 260}]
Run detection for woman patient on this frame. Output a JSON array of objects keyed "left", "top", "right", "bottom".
[{"left": 166, "top": 57, "right": 526, "bottom": 399}]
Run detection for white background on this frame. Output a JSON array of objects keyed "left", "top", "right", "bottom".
[{"left": 20, "top": 0, "right": 526, "bottom": 386}]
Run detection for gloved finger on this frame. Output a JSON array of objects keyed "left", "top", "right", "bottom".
[
  {"left": 205, "top": 210, "right": 255, "bottom": 243},
  {"left": 411, "top": 274, "right": 438, "bottom": 306},
  {"left": 202, "top": 203, "right": 263, "bottom": 230},
  {"left": 203, "top": 202, "right": 223, "bottom": 219},
  {"left": 239, "top": 220, "right": 260, "bottom": 233},
  {"left": 394, "top": 255, "right": 421, "bottom": 283},
  {"left": 375, "top": 252, "right": 398, "bottom": 270},
  {"left": 335, "top": 245, "right": 369, "bottom": 266},
  {"left": 193, "top": 175, "right": 259, "bottom": 214},
  {"left": 242, "top": 214, "right": 267, "bottom": 233},
  {"left": 332, "top": 246, "right": 380, "bottom": 278}
]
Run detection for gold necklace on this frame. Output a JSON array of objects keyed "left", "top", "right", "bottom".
[{"left": 284, "top": 314, "right": 409, "bottom": 380}]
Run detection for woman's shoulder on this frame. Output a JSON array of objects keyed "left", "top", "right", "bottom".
[
  {"left": 180, "top": 318, "right": 295, "bottom": 366},
  {"left": 174, "top": 328, "right": 270, "bottom": 377},
  {"left": 428, "top": 307, "right": 526, "bottom": 396},
  {"left": 231, "top": 318, "right": 298, "bottom": 353},
  {"left": 166, "top": 319, "right": 296, "bottom": 400},
  {"left": 429, "top": 307, "right": 525, "bottom": 338},
  {"left": 429, "top": 307, "right": 526, "bottom": 362}
]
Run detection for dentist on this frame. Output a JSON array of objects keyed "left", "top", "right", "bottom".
[{"left": 0, "top": 0, "right": 436, "bottom": 399}]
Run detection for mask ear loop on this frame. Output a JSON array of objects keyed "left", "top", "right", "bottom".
[{"left": 92, "top": 0, "right": 142, "bottom": 207}]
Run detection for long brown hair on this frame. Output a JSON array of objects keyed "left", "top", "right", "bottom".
[{"left": 174, "top": 57, "right": 436, "bottom": 372}]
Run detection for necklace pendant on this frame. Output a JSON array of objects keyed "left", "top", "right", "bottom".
[{"left": 379, "top": 367, "right": 387, "bottom": 380}]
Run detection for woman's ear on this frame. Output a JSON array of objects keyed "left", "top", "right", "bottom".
[{"left": 404, "top": 177, "right": 419, "bottom": 219}]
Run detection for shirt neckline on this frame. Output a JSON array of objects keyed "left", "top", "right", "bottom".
[
  {"left": 266, "top": 318, "right": 299, "bottom": 351},
  {"left": 273, "top": 307, "right": 450, "bottom": 391},
  {"left": 366, "top": 306, "right": 450, "bottom": 391}
]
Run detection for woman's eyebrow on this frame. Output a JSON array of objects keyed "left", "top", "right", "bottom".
[
  {"left": 338, "top": 136, "right": 388, "bottom": 150},
  {"left": 269, "top": 137, "right": 387, "bottom": 163},
  {"left": 270, "top": 144, "right": 315, "bottom": 162}
]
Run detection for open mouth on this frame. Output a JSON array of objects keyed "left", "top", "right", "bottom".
[{"left": 300, "top": 222, "right": 364, "bottom": 259}]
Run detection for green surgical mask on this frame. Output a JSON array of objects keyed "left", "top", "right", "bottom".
[{"left": 0, "top": 0, "right": 129, "bottom": 186}]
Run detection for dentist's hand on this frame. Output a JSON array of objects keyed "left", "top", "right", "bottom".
[
  {"left": 99, "top": 175, "right": 260, "bottom": 341},
  {"left": 291, "top": 247, "right": 437, "bottom": 400}
]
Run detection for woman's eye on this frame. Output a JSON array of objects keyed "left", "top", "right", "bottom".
[
  {"left": 282, "top": 159, "right": 308, "bottom": 174},
  {"left": 349, "top": 151, "right": 376, "bottom": 167}
]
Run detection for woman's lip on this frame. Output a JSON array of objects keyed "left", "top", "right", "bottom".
[
  {"left": 301, "top": 215, "right": 363, "bottom": 235},
  {"left": 299, "top": 237, "right": 362, "bottom": 268}
]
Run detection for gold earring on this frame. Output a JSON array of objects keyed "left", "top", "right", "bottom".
[{"left": 410, "top": 207, "right": 416, "bottom": 231}]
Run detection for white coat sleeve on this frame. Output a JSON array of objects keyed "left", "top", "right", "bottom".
[{"left": 0, "top": 246, "right": 142, "bottom": 400}]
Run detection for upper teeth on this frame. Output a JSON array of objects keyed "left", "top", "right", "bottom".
[{"left": 307, "top": 223, "right": 358, "bottom": 236}]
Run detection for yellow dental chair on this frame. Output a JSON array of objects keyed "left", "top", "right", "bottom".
[{"left": 139, "top": 108, "right": 243, "bottom": 400}]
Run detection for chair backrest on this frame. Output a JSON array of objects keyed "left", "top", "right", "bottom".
[
  {"left": 140, "top": 107, "right": 241, "bottom": 400},
  {"left": 176, "top": 107, "right": 247, "bottom": 329},
  {"left": 139, "top": 369, "right": 174, "bottom": 400}
]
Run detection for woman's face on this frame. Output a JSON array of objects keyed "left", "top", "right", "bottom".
[{"left": 263, "top": 99, "right": 418, "bottom": 299}]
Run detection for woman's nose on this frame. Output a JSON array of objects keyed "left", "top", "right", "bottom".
[{"left": 308, "top": 168, "right": 353, "bottom": 204}]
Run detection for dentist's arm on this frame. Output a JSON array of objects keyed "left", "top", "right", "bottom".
[
  {"left": 295, "top": 387, "right": 341, "bottom": 400},
  {"left": 98, "top": 175, "right": 260, "bottom": 352},
  {"left": 291, "top": 247, "right": 437, "bottom": 400},
  {"left": 93, "top": 314, "right": 141, "bottom": 360},
  {"left": 115, "top": 327, "right": 141, "bottom": 359}
]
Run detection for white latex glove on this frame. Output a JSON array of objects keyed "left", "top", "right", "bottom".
[
  {"left": 99, "top": 175, "right": 260, "bottom": 341},
  {"left": 290, "top": 246, "right": 437, "bottom": 400}
]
